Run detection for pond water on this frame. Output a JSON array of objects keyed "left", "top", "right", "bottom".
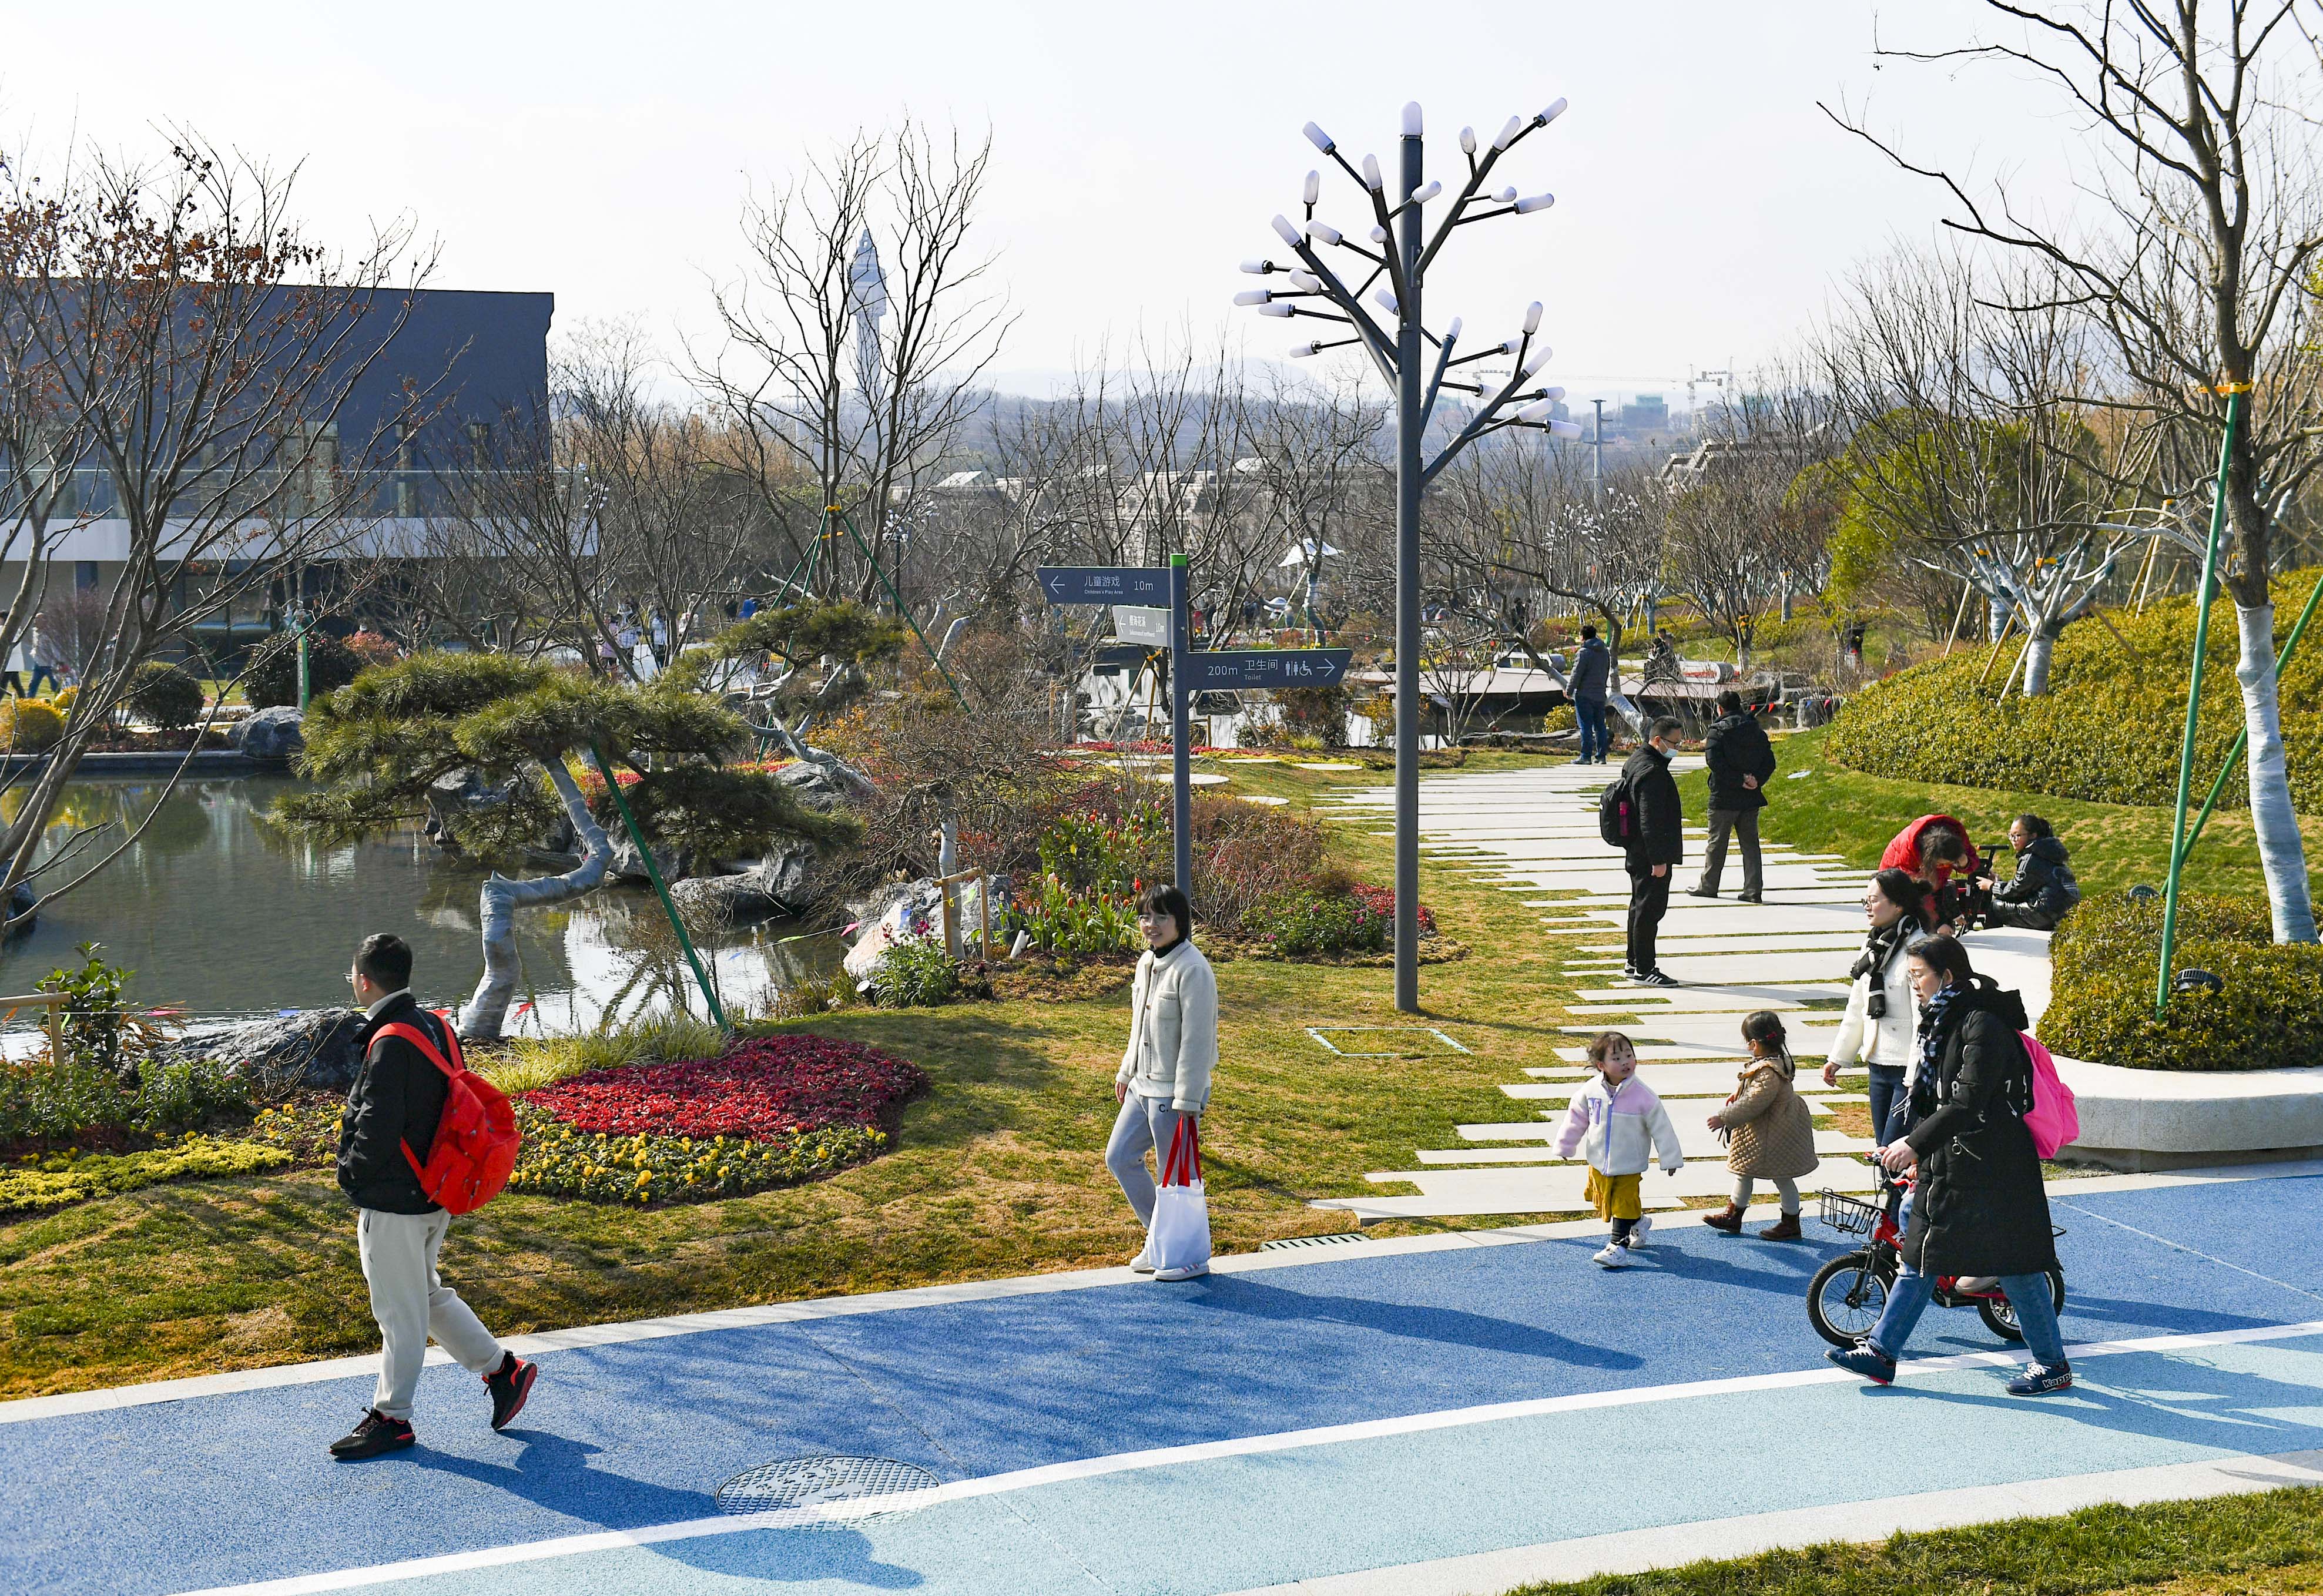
[{"left": 0, "top": 777, "right": 847, "bottom": 1037}]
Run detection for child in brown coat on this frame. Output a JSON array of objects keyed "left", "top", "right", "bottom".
[{"left": 1702, "top": 1010, "right": 1819, "bottom": 1240}]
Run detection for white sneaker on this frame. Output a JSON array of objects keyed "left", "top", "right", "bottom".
[
  {"left": 1129, "top": 1248, "right": 1155, "bottom": 1275},
  {"left": 1625, "top": 1216, "right": 1654, "bottom": 1249},
  {"left": 1593, "top": 1240, "right": 1629, "bottom": 1268},
  {"left": 1153, "top": 1262, "right": 1209, "bottom": 1282}
]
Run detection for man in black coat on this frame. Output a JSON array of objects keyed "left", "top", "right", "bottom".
[
  {"left": 1620, "top": 716, "right": 1687, "bottom": 985},
  {"left": 1689, "top": 689, "right": 1777, "bottom": 903},
  {"left": 1567, "top": 625, "right": 1612, "bottom": 765},
  {"left": 329, "top": 933, "right": 537, "bottom": 1460}
]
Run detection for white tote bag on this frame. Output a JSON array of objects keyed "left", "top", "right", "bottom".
[{"left": 1148, "top": 1116, "right": 1211, "bottom": 1275}]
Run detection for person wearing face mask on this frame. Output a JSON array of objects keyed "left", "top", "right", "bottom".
[
  {"left": 1108, "top": 882, "right": 1218, "bottom": 1282},
  {"left": 1823, "top": 867, "right": 1932, "bottom": 1148}
]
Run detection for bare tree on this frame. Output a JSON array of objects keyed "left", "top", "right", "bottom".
[
  {"left": 698, "top": 120, "right": 1012, "bottom": 605},
  {"left": 1831, "top": 0, "right": 2323, "bottom": 937},
  {"left": 0, "top": 132, "right": 432, "bottom": 929},
  {"left": 1662, "top": 377, "right": 1833, "bottom": 666}
]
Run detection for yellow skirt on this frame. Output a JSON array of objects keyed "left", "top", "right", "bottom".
[{"left": 1586, "top": 1169, "right": 1643, "bottom": 1222}]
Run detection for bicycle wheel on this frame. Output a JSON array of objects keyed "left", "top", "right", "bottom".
[
  {"left": 1977, "top": 1269, "right": 2067, "bottom": 1343},
  {"left": 1808, "top": 1250, "right": 1893, "bottom": 1347}
]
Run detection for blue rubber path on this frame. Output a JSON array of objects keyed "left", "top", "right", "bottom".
[{"left": 5, "top": 1173, "right": 2321, "bottom": 1596}]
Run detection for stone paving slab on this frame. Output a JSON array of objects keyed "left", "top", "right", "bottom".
[
  {"left": 1503, "top": 1065, "right": 1857, "bottom": 1099},
  {"left": 1567, "top": 983, "right": 1852, "bottom": 1007},
  {"left": 1571, "top": 1019, "right": 1845, "bottom": 1052}
]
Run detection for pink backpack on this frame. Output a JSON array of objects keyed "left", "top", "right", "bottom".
[{"left": 2017, "top": 1032, "right": 2080, "bottom": 1159}]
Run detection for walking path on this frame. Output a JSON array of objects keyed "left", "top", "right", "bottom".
[
  {"left": 1315, "top": 760, "right": 2058, "bottom": 1222},
  {"left": 6, "top": 1164, "right": 2321, "bottom": 1596}
]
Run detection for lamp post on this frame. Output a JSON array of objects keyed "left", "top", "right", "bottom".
[{"left": 1238, "top": 97, "right": 1579, "bottom": 1013}]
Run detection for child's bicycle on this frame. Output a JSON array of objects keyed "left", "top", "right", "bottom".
[{"left": 1806, "top": 1173, "right": 2065, "bottom": 1348}]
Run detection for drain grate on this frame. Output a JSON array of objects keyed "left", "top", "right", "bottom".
[
  {"left": 1259, "top": 1232, "right": 1370, "bottom": 1252},
  {"left": 715, "top": 1454, "right": 942, "bottom": 1527}
]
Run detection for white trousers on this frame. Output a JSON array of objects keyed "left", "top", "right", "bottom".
[{"left": 357, "top": 1208, "right": 503, "bottom": 1420}]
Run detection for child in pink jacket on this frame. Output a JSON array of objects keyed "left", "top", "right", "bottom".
[{"left": 1554, "top": 1031, "right": 1685, "bottom": 1268}]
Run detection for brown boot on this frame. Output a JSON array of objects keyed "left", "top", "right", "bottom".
[
  {"left": 1701, "top": 1203, "right": 1745, "bottom": 1234},
  {"left": 1761, "top": 1211, "right": 1804, "bottom": 1241}
]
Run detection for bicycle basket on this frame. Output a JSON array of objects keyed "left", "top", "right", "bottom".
[{"left": 1817, "top": 1189, "right": 1880, "bottom": 1237}]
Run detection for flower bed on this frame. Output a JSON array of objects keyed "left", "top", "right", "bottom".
[
  {"left": 512, "top": 1032, "right": 928, "bottom": 1203},
  {"left": 1, "top": 1135, "right": 288, "bottom": 1215},
  {"left": 1243, "top": 882, "right": 1437, "bottom": 957}
]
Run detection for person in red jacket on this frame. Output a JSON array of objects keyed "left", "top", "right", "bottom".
[
  {"left": 1879, "top": 815, "right": 1983, "bottom": 933},
  {"left": 330, "top": 933, "right": 538, "bottom": 1460}
]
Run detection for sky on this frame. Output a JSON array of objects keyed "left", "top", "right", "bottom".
[{"left": 1, "top": 1, "right": 2099, "bottom": 410}]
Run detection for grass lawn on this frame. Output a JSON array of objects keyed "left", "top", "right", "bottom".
[
  {"left": 0, "top": 751, "right": 1592, "bottom": 1400},
  {"left": 1698, "top": 727, "right": 2323, "bottom": 896},
  {"left": 1504, "top": 1486, "right": 2323, "bottom": 1596}
]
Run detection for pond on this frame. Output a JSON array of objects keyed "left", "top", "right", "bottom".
[{"left": 0, "top": 777, "right": 847, "bottom": 1037}]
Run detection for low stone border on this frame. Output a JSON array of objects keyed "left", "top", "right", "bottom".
[{"left": 2054, "top": 1053, "right": 2323, "bottom": 1171}]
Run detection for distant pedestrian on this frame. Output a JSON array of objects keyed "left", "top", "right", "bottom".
[
  {"left": 1702, "top": 1010, "right": 1818, "bottom": 1239},
  {"left": 1553, "top": 1031, "right": 1684, "bottom": 1268},
  {"left": 1108, "top": 883, "right": 1218, "bottom": 1282},
  {"left": 1690, "top": 689, "right": 1776, "bottom": 903},
  {"left": 330, "top": 933, "right": 537, "bottom": 1460},
  {"left": 22, "top": 623, "right": 58, "bottom": 696},
  {"left": 1618, "top": 716, "right": 1687, "bottom": 987},
  {"left": 1823, "top": 868, "right": 1931, "bottom": 1148},
  {"left": 1972, "top": 814, "right": 2081, "bottom": 931},
  {"left": 1567, "top": 624, "right": 1611, "bottom": 765},
  {"left": 1828, "top": 936, "right": 2073, "bottom": 1397}
]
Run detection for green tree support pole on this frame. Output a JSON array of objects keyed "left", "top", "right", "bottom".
[
  {"left": 833, "top": 507, "right": 968, "bottom": 707},
  {"left": 589, "top": 745, "right": 727, "bottom": 1030},
  {"left": 2175, "top": 562, "right": 2323, "bottom": 867},
  {"left": 2156, "top": 387, "right": 2244, "bottom": 1018}
]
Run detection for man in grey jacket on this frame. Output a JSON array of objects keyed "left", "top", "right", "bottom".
[{"left": 1108, "top": 883, "right": 1218, "bottom": 1281}]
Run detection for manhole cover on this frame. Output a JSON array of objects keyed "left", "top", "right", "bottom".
[{"left": 715, "top": 1455, "right": 942, "bottom": 1527}]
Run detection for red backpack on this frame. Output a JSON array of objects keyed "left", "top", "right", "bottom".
[{"left": 376, "top": 1012, "right": 521, "bottom": 1215}]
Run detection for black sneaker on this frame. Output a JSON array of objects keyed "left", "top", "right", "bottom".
[
  {"left": 485, "top": 1352, "right": 538, "bottom": 1431},
  {"left": 1621, "top": 964, "right": 1641, "bottom": 981},
  {"left": 329, "top": 1409, "right": 415, "bottom": 1460},
  {"left": 1736, "top": 891, "right": 1763, "bottom": 904},
  {"left": 1634, "top": 968, "right": 1680, "bottom": 987}
]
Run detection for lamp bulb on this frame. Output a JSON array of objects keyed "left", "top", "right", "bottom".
[
  {"left": 1514, "top": 193, "right": 1556, "bottom": 214},
  {"left": 1256, "top": 303, "right": 1295, "bottom": 318},
  {"left": 1535, "top": 96, "right": 1569, "bottom": 126},
  {"left": 1411, "top": 179, "right": 1442, "bottom": 204},
  {"left": 1444, "top": 316, "right": 1463, "bottom": 341},
  {"left": 1522, "top": 300, "right": 1543, "bottom": 334},
  {"left": 1520, "top": 347, "right": 1555, "bottom": 381},
  {"left": 1459, "top": 126, "right": 1477, "bottom": 154},
  {"left": 1233, "top": 289, "right": 1272, "bottom": 307},
  {"left": 1239, "top": 259, "right": 1273, "bottom": 275},
  {"left": 1271, "top": 214, "right": 1302, "bottom": 246},
  {"left": 1289, "top": 340, "right": 1321, "bottom": 358},
  {"left": 1401, "top": 101, "right": 1423, "bottom": 136},
  {"left": 1492, "top": 114, "right": 1523, "bottom": 151},
  {"left": 1547, "top": 418, "right": 1584, "bottom": 440},
  {"left": 1306, "top": 220, "right": 1342, "bottom": 246},
  {"left": 1494, "top": 186, "right": 1517, "bottom": 204},
  {"left": 1303, "top": 121, "right": 1335, "bottom": 154},
  {"left": 1303, "top": 170, "right": 1321, "bottom": 206},
  {"left": 1368, "top": 224, "right": 1389, "bottom": 244},
  {"left": 1375, "top": 288, "right": 1399, "bottom": 314},
  {"left": 1288, "top": 270, "right": 1323, "bottom": 291},
  {"left": 1361, "top": 153, "right": 1383, "bottom": 191}
]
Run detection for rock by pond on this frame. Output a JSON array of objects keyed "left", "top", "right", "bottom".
[{"left": 232, "top": 706, "right": 305, "bottom": 765}]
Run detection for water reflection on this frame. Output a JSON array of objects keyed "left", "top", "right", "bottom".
[{"left": 0, "top": 777, "right": 844, "bottom": 1033}]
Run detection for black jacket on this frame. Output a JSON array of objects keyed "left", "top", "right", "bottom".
[
  {"left": 1702, "top": 711, "right": 1776, "bottom": 812},
  {"left": 1567, "top": 637, "right": 1610, "bottom": 702},
  {"left": 337, "top": 993, "right": 454, "bottom": 1214},
  {"left": 1992, "top": 836, "right": 2078, "bottom": 923},
  {"left": 1900, "top": 979, "right": 2058, "bottom": 1278},
  {"left": 1620, "top": 745, "right": 1684, "bottom": 867}
]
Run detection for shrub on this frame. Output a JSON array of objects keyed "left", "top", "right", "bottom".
[
  {"left": 1004, "top": 877, "right": 1141, "bottom": 957},
  {"left": 864, "top": 933, "right": 964, "bottom": 1006},
  {"left": 50, "top": 685, "right": 78, "bottom": 719},
  {"left": 1543, "top": 703, "right": 1577, "bottom": 733},
  {"left": 1243, "top": 881, "right": 1437, "bottom": 957},
  {"left": 2042, "top": 891, "right": 2323, "bottom": 1071},
  {"left": 0, "top": 1053, "right": 252, "bottom": 1145},
  {"left": 345, "top": 629, "right": 401, "bottom": 668},
  {"left": 0, "top": 1136, "right": 289, "bottom": 1213},
  {"left": 0, "top": 696, "right": 63, "bottom": 752},
  {"left": 126, "top": 661, "right": 206, "bottom": 732},
  {"left": 1823, "top": 568, "right": 2323, "bottom": 812},
  {"left": 245, "top": 629, "right": 364, "bottom": 709}
]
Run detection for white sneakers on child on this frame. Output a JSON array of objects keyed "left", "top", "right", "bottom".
[{"left": 1593, "top": 1216, "right": 1653, "bottom": 1268}]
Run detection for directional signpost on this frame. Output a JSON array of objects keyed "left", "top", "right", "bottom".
[{"left": 1038, "top": 562, "right": 1356, "bottom": 907}]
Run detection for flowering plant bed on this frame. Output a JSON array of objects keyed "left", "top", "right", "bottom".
[{"left": 509, "top": 1113, "right": 890, "bottom": 1205}]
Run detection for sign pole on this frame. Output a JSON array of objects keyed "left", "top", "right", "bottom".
[{"left": 1171, "top": 555, "right": 1192, "bottom": 900}]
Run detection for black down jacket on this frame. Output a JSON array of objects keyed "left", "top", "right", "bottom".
[
  {"left": 337, "top": 993, "right": 455, "bottom": 1214},
  {"left": 1702, "top": 710, "right": 1776, "bottom": 812},
  {"left": 1618, "top": 744, "right": 1684, "bottom": 868},
  {"left": 1992, "top": 836, "right": 2080, "bottom": 924},
  {"left": 1900, "top": 978, "right": 2058, "bottom": 1279}
]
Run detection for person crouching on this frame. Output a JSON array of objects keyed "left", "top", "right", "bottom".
[{"left": 1554, "top": 1031, "right": 1684, "bottom": 1268}]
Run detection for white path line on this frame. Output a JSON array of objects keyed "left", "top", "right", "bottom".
[
  {"left": 167, "top": 1319, "right": 2323, "bottom": 1596},
  {"left": 9, "top": 1162, "right": 2317, "bottom": 1427},
  {"left": 1224, "top": 1449, "right": 2323, "bottom": 1596}
]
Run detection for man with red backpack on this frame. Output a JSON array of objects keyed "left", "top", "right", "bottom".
[{"left": 330, "top": 934, "right": 537, "bottom": 1460}]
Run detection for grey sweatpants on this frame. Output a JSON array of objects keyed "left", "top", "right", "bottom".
[
  {"left": 357, "top": 1207, "right": 504, "bottom": 1419},
  {"left": 1105, "top": 1092, "right": 1195, "bottom": 1228}
]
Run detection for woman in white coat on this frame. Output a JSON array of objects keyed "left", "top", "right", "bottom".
[
  {"left": 1108, "top": 882, "right": 1218, "bottom": 1281},
  {"left": 1823, "top": 867, "right": 1930, "bottom": 1147}
]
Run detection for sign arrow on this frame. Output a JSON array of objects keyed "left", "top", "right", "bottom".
[
  {"left": 1184, "top": 649, "right": 1352, "bottom": 690},
  {"left": 1036, "top": 566, "right": 1172, "bottom": 606}
]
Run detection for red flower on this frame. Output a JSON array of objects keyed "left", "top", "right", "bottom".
[{"left": 524, "top": 1034, "right": 928, "bottom": 1142}]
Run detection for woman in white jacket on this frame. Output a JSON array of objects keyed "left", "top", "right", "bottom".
[
  {"left": 1822, "top": 867, "right": 1930, "bottom": 1147},
  {"left": 1109, "top": 883, "right": 1218, "bottom": 1280}
]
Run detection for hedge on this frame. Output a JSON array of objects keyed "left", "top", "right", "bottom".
[
  {"left": 1823, "top": 568, "right": 2323, "bottom": 812},
  {"left": 2041, "top": 890, "right": 2323, "bottom": 1071}
]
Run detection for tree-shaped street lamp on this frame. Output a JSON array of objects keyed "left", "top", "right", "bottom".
[{"left": 1238, "top": 98, "right": 1581, "bottom": 1012}]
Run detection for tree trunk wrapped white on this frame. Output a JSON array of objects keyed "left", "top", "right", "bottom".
[
  {"left": 2234, "top": 602, "right": 2315, "bottom": 944},
  {"left": 460, "top": 762, "right": 612, "bottom": 1040}
]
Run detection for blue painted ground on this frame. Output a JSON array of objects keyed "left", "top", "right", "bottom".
[{"left": 5, "top": 1173, "right": 2320, "bottom": 1596}]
